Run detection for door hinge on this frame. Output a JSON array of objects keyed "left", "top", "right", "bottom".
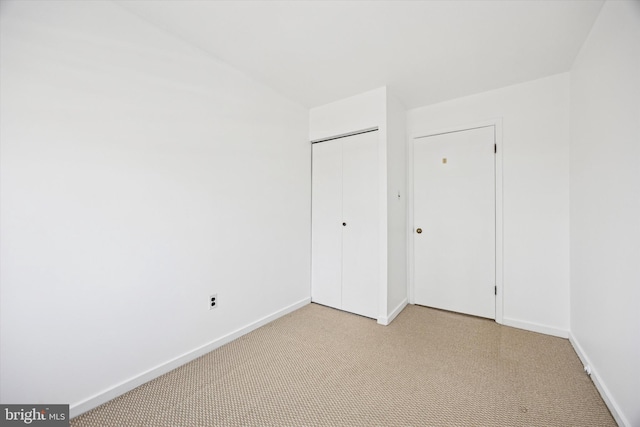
[
  {"left": 494, "top": 286, "right": 497, "bottom": 295},
  {"left": 494, "top": 144, "right": 497, "bottom": 154}
]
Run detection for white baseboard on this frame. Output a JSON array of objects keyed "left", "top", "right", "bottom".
[
  {"left": 502, "top": 317, "right": 569, "bottom": 338},
  {"left": 70, "top": 297, "right": 311, "bottom": 418},
  {"left": 377, "top": 298, "right": 408, "bottom": 326},
  {"left": 569, "top": 333, "right": 628, "bottom": 427}
]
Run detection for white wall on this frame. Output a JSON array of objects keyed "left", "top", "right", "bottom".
[
  {"left": 569, "top": 2, "right": 640, "bottom": 425},
  {"left": 407, "top": 73, "right": 571, "bottom": 336},
  {"left": 385, "top": 93, "right": 408, "bottom": 320},
  {"left": 309, "top": 88, "right": 386, "bottom": 142},
  {"left": 0, "top": 0, "right": 310, "bottom": 415}
]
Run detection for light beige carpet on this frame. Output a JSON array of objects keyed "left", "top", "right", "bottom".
[{"left": 71, "top": 303, "right": 616, "bottom": 426}]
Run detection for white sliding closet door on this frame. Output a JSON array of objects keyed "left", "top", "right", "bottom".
[
  {"left": 311, "top": 139, "right": 343, "bottom": 309},
  {"left": 311, "top": 131, "right": 379, "bottom": 319},
  {"left": 341, "top": 133, "right": 378, "bottom": 318}
]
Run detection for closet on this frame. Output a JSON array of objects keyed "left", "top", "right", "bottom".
[{"left": 311, "top": 130, "right": 379, "bottom": 319}]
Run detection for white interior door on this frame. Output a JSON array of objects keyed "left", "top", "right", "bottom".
[
  {"left": 341, "top": 131, "right": 379, "bottom": 319},
  {"left": 413, "top": 126, "right": 495, "bottom": 319},
  {"left": 311, "top": 139, "right": 343, "bottom": 310}
]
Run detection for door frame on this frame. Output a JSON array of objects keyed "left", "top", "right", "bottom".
[{"left": 407, "top": 118, "right": 504, "bottom": 324}]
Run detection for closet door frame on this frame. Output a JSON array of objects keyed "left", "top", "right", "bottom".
[{"left": 311, "top": 128, "right": 381, "bottom": 320}]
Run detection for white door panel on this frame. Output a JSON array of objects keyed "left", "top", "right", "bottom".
[
  {"left": 341, "top": 132, "right": 379, "bottom": 319},
  {"left": 414, "top": 126, "right": 495, "bottom": 319},
  {"left": 311, "top": 139, "right": 343, "bottom": 309}
]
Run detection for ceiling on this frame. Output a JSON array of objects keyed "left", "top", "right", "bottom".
[{"left": 116, "top": 0, "right": 604, "bottom": 109}]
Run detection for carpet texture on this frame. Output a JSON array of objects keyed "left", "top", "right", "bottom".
[{"left": 71, "top": 303, "right": 616, "bottom": 426}]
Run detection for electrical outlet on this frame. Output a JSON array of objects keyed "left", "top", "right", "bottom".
[{"left": 209, "top": 294, "right": 217, "bottom": 310}]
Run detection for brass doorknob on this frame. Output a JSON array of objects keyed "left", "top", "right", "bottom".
[{"left": 416, "top": 228, "right": 422, "bottom": 234}]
